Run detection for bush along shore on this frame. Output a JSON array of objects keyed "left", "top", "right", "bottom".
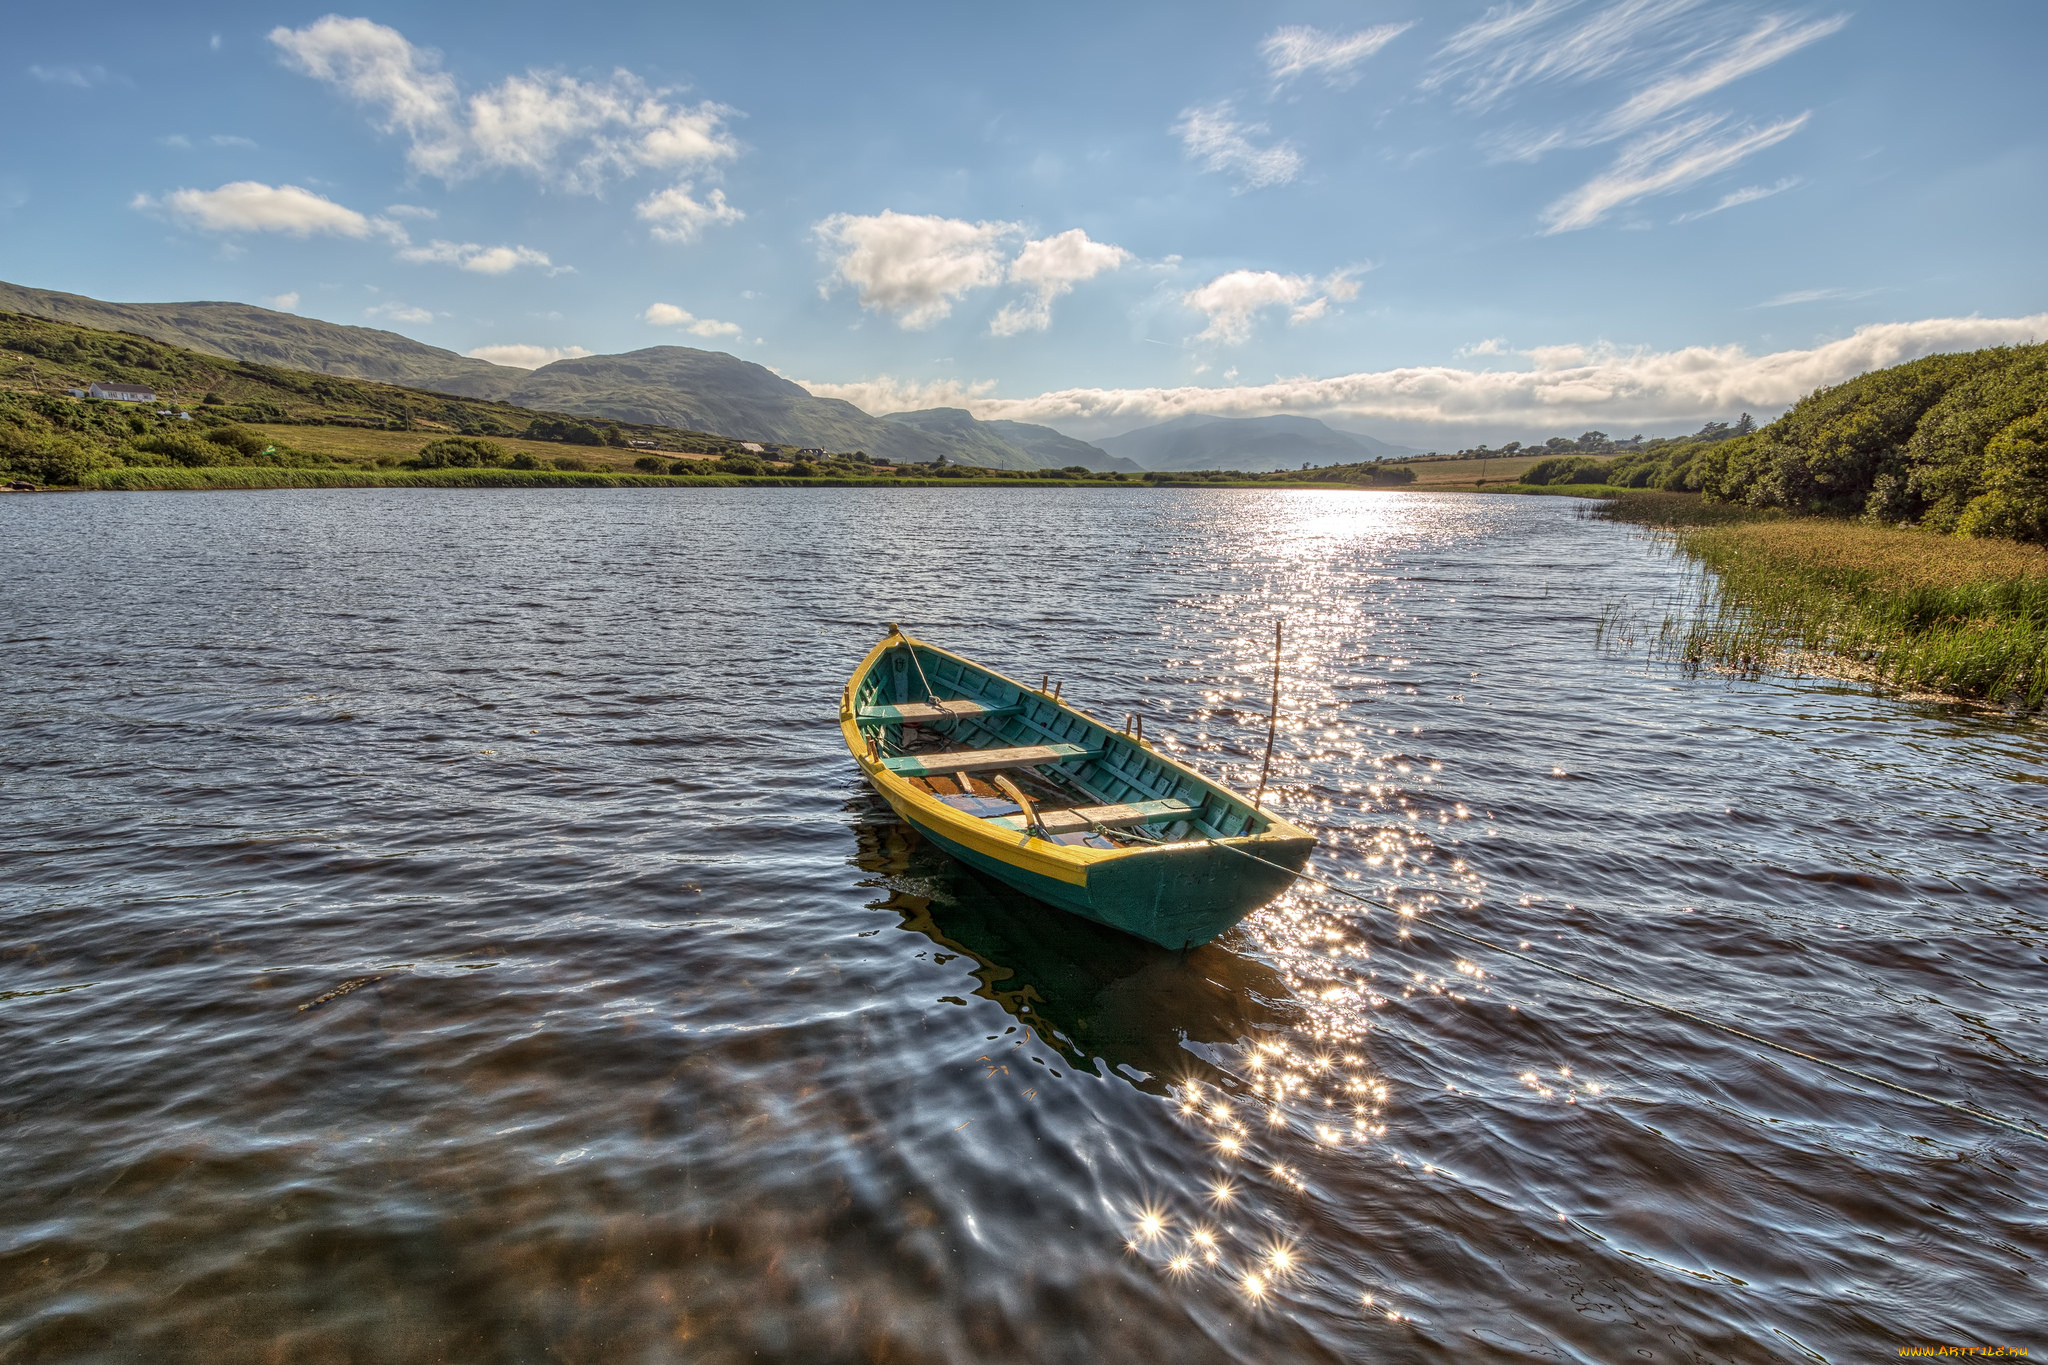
[{"left": 1597, "top": 491, "right": 2048, "bottom": 708}]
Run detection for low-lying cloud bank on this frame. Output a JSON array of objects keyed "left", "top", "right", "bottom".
[{"left": 803, "top": 314, "right": 2048, "bottom": 442}]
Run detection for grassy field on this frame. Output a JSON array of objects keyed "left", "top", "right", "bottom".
[
  {"left": 1401, "top": 454, "right": 1550, "bottom": 488},
  {"left": 1598, "top": 491, "right": 2048, "bottom": 707},
  {"left": 246, "top": 424, "right": 722, "bottom": 473}
]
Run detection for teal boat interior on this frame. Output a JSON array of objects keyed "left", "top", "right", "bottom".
[{"left": 853, "top": 637, "right": 1281, "bottom": 849}]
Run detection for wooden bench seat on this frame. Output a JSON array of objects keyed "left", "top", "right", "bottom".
[
  {"left": 859, "top": 699, "right": 1020, "bottom": 724},
  {"left": 881, "top": 743, "right": 1100, "bottom": 778},
  {"left": 988, "top": 798, "right": 1197, "bottom": 834}
]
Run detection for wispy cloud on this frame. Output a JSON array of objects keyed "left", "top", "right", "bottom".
[
  {"left": 29, "top": 63, "right": 120, "bottom": 88},
  {"left": 262, "top": 292, "right": 300, "bottom": 311},
  {"left": 1173, "top": 102, "right": 1303, "bottom": 190},
  {"left": 1427, "top": 0, "right": 1700, "bottom": 112},
  {"left": 210, "top": 134, "right": 258, "bottom": 148},
  {"left": 1671, "top": 174, "right": 1801, "bottom": 221},
  {"left": 1428, "top": 1, "right": 1845, "bottom": 230},
  {"left": 1756, "top": 285, "right": 1879, "bottom": 307},
  {"left": 1541, "top": 111, "right": 1807, "bottom": 231},
  {"left": 270, "top": 16, "right": 741, "bottom": 196},
  {"left": 1262, "top": 23, "right": 1413, "bottom": 87}
]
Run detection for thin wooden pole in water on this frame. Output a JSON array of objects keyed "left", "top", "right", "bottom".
[{"left": 1254, "top": 618, "right": 1281, "bottom": 810}]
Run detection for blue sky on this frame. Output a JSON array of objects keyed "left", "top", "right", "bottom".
[{"left": 5, "top": 0, "right": 2044, "bottom": 443}]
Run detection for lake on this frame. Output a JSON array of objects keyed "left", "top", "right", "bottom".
[{"left": 3, "top": 487, "right": 2042, "bottom": 1363}]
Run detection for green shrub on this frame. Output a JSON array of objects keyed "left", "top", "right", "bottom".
[
  {"left": 202, "top": 424, "right": 268, "bottom": 457},
  {"left": 552, "top": 455, "right": 590, "bottom": 471},
  {"left": 788, "top": 460, "right": 817, "bottom": 477},
  {"left": 0, "top": 431, "right": 104, "bottom": 484},
  {"left": 1523, "top": 454, "right": 1611, "bottom": 486},
  {"left": 715, "top": 454, "right": 766, "bottom": 475},
  {"left": 632, "top": 455, "right": 667, "bottom": 473},
  {"left": 129, "top": 432, "right": 221, "bottom": 466},
  {"left": 507, "top": 452, "right": 543, "bottom": 470},
  {"left": 415, "top": 436, "right": 507, "bottom": 468}
]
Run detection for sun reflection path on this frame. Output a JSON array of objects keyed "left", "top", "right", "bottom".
[{"left": 1117, "top": 516, "right": 1621, "bottom": 1326}]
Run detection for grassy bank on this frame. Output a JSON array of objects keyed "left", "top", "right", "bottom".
[{"left": 1598, "top": 491, "right": 2048, "bottom": 707}]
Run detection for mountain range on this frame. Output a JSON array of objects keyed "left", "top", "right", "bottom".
[
  {"left": 0, "top": 281, "right": 1414, "bottom": 473},
  {"left": 1097, "top": 414, "right": 1418, "bottom": 472}
]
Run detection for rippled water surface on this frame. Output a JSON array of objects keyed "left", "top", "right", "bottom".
[{"left": 4, "top": 488, "right": 2044, "bottom": 1363}]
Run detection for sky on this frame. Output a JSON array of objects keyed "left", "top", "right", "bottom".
[{"left": 4, "top": 0, "right": 2044, "bottom": 445}]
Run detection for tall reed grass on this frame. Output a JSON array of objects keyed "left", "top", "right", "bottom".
[{"left": 1597, "top": 492, "right": 2048, "bottom": 708}]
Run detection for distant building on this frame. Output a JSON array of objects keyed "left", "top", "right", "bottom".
[
  {"left": 628, "top": 439, "right": 660, "bottom": 449},
  {"left": 88, "top": 381, "right": 155, "bottom": 403},
  {"left": 798, "top": 448, "right": 825, "bottom": 458},
  {"left": 739, "top": 442, "right": 765, "bottom": 453},
  {"left": 66, "top": 388, "right": 86, "bottom": 397}
]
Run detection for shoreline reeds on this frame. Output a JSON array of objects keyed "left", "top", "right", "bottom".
[{"left": 1596, "top": 492, "right": 2048, "bottom": 708}]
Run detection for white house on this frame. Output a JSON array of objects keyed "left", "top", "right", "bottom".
[{"left": 88, "top": 381, "right": 156, "bottom": 403}]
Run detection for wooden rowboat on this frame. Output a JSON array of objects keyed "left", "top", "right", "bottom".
[{"left": 842, "top": 626, "right": 1314, "bottom": 949}]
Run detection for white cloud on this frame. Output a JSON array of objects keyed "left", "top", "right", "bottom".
[
  {"left": 210, "top": 134, "right": 258, "bottom": 148},
  {"left": 797, "top": 374, "right": 1000, "bottom": 415},
  {"left": 269, "top": 17, "right": 463, "bottom": 175},
  {"left": 1457, "top": 336, "right": 1511, "bottom": 357},
  {"left": 1541, "top": 111, "right": 1807, "bottom": 232},
  {"left": 1262, "top": 23, "right": 1413, "bottom": 86},
  {"left": 992, "top": 229, "right": 1130, "bottom": 336},
  {"left": 1173, "top": 102, "right": 1303, "bottom": 190},
  {"left": 644, "top": 302, "right": 742, "bottom": 337},
  {"left": 854, "top": 314, "right": 2048, "bottom": 434},
  {"left": 384, "top": 203, "right": 437, "bottom": 219},
  {"left": 466, "top": 343, "right": 593, "bottom": 368},
  {"left": 143, "top": 181, "right": 406, "bottom": 241},
  {"left": 263, "top": 292, "right": 300, "bottom": 311},
  {"left": 1671, "top": 175, "right": 1801, "bottom": 222},
  {"left": 814, "top": 211, "right": 1018, "bottom": 329},
  {"left": 365, "top": 302, "right": 434, "bottom": 325},
  {"left": 159, "top": 134, "right": 192, "bottom": 149},
  {"left": 397, "top": 239, "right": 560, "bottom": 274},
  {"left": 1182, "top": 268, "right": 1359, "bottom": 344},
  {"left": 270, "top": 16, "right": 741, "bottom": 194},
  {"left": 636, "top": 183, "right": 744, "bottom": 243}
]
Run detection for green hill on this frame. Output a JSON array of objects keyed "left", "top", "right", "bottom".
[
  {"left": 487, "top": 347, "right": 958, "bottom": 466},
  {"left": 0, "top": 280, "right": 999, "bottom": 467},
  {"left": 0, "top": 281, "right": 516, "bottom": 394},
  {"left": 0, "top": 311, "right": 790, "bottom": 484},
  {"left": 1529, "top": 343, "right": 2048, "bottom": 541}
]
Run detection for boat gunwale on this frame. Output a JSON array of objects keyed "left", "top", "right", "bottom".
[{"left": 840, "top": 629, "right": 1312, "bottom": 882}]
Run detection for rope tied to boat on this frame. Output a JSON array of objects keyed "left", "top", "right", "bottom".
[
  {"left": 888, "top": 621, "right": 945, "bottom": 709},
  {"left": 1199, "top": 837, "right": 2048, "bottom": 1146}
]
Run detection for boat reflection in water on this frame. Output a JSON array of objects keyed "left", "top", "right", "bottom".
[{"left": 851, "top": 805, "right": 1302, "bottom": 1094}]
